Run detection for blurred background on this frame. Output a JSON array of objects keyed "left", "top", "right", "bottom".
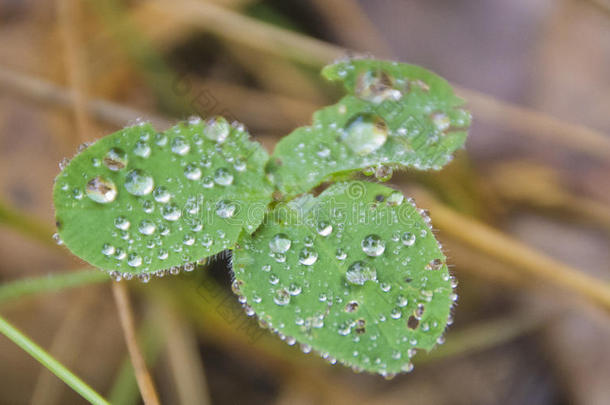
[{"left": 0, "top": 0, "right": 609, "bottom": 404}]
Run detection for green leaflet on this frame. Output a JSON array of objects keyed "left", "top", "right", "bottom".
[
  {"left": 267, "top": 58, "right": 471, "bottom": 196},
  {"left": 53, "top": 118, "right": 273, "bottom": 277},
  {"left": 232, "top": 181, "right": 456, "bottom": 376}
]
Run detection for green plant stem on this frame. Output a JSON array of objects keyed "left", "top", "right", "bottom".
[
  {"left": 0, "top": 270, "right": 109, "bottom": 304},
  {"left": 0, "top": 200, "right": 56, "bottom": 248},
  {"left": 418, "top": 312, "right": 545, "bottom": 363},
  {"left": 0, "top": 314, "right": 110, "bottom": 405}
]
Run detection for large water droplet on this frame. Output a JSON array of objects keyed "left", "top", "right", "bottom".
[
  {"left": 215, "top": 200, "right": 236, "bottom": 218},
  {"left": 104, "top": 148, "right": 127, "bottom": 171},
  {"left": 171, "top": 136, "right": 190, "bottom": 155},
  {"left": 343, "top": 114, "right": 388, "bottom": 155},
  {"left": 269, "top": 233, "right": 291, "bottom": 253},
  {"left": 361, "top": 234, "right": 385, "bottom": 257},
  {"left": 162, "top": 203, "right": 182, "bottom": 221},
  {"left": 213, "top": 168, "right": 233, "bottom": 186},
  {"left": 125, "top": 169, "right": 154, "bottom": 196},
  {"left": 86, "top": 176, "right": 117, "bottom": 203},
  {"left": 205, "top": 117, "right": 230, "bottom": 143},
  {"left": 346, "top": 261, "right": 377, "bottom": 285},
  {"left": 298, "top": 247, "right": 318, "bottom": 266}
]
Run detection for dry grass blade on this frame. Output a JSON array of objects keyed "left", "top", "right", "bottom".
[
  {"left": 150, "top": 0, "right": 342, "bottom": 66},
  {"left": 152, "top": 0, "right": 610, "bottom": 161},
  {"left": 456, "top": 86, "right": 610, "bottom": 161},
  {"left": 413, "top": 188, "right": 610, "bottom": 312},
  {"left": 112, "top": 283, "right": 160, "bottom": 405}
]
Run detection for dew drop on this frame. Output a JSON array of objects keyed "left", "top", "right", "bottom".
[
  {"left": 142, "top": 200, "right": 154, "bottom": 214},
  {"left": 374, "top": 166, "right": 393, "bottom": 182},
  {"left": 153, "top": 186, "right": 171, "bottom": 203},
  {"left": 346, "top": 261, "right": 377, "bottom": 285},
  {"left": 273, "top": 289, "right": 291, "bottom": 306},
  {"left": 355, "top": 70, "right": 402, "bottom": 104},
  {"left": 335, "top": 248, "right": 347, "bottom": 260},
  {"left": 183, "top": 234, "right": 195, "bottom": 246},
  {"left": 401, "top": 232, "right": 416, "bottom": 246},
  {"left": 343, "top": 114, "right": 388, "bottom": 155},
  {"left": 215, "top": 200, "right": 236, "bottom": 218},
  {"left": 138, "top": 220, "right": 156, "bottom": 235},
  {"left": 426, "top": 258, "right": 444, "bottom": 270},
  {"left": 102, "top": 243, "right": 115, "bottom": 256},
  {"left": 184, "top": 163, "right": 202, "bottom": 180},
  {"left": 316, "top": 144, "right": 331, "bottom": 158},
  {"left": 269, "top": 233, "right": 291, "bottom": 254},
  {"left": 387, "top": 190, "right": 404, "bottom": 206},
  {"left": 205, "top": 117, "right": 230, "bottom": 143},
  {"left": 162, "top": 203, "right": 182, "bottom": 221},
  {"left": 103, "top": 148, "right": 127, "bottom": 171},
  {"left": 133, "top": 140, "right": 151, "bottom": 158},
  {"left": 171, "top": 136, "right": 190, "bottom": 155},
  {"left": 213, "top": 168, "right": 233, "bottom": 186},
  {"left": 114, "top": 248, "right": 126, "bottom": 260},
  {"left": 114, "top": 216, "right": 130, "bottom": 230},
  {"left": 157, "top": 249, "right": 169, "bottom": 260},
  {"left": 287, "top": 283, "right": 302, "bottom": 295},
  {"left": 361, "top": 234, "right": 385, "bottom": 257},
  {"left": 316, "top": 221, "right": 332, "bottom": 236},
  {"left": 86, "top": 176, "right": 117, "bottom": 203},
  {"left": 431, "top": 112, "right": 451, "bottom": 131},
  {"left": 154, "top": 133, "right": 167, "bottom": 146},
  {"left": 125, "top": 169, "right": 154, "bottom": 196},
  {"left": 127, "top": 253, "right": 142, "bottom": 267},
  {"left": 298, "top": 247, "right": 318, "bottom": 266}
]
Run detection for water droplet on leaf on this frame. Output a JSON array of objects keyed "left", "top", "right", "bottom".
[
  {"left": 86, "top": 176, "right": 117, "bottom": 203},
  {"left": 125, "top": 169, "right": 154, "bottom": 196},
  {"left": 343, "top": 114, "right": 388, "bottom": 155},
  {"left": 361, "top": 234, "right": 385, "bottom": 257}
]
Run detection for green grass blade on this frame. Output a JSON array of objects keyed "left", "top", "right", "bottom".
[
  {"left": 0, "top": 315, "right": 110, "bottom": 405},
  {"left": 0, "top": 270, "right": 109, "bottom": 304}
]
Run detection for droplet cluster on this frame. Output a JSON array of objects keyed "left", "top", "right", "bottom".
[
  {"left": 267, "top": 58, "right": 471, "bottom": 195},
  {"left": 232, "top": 181, "right": 456, "bottom": 376},
  {"left": 53, "top": 118, "right": 273, "bottom": 276}
]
